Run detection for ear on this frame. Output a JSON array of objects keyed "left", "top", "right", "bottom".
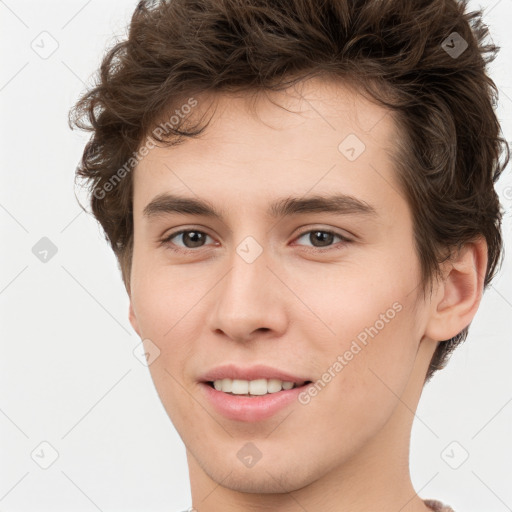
[
  {"left": 424, "top": 236, "right": 488, "bottom": 342},
  {"left": 129, "top": 301, "right": 141, "bottom": 337}
]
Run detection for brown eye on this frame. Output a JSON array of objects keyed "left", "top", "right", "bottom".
[
  {"left": 294, "top": 229, "right": 351, "bottom": 250},
  {"left": 162, "top": 230, "right": 214, "bottom": 251}
]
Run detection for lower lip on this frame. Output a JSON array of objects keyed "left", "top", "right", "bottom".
[{"left": 200, "top": 382, "right": 310, "bottom": 422}]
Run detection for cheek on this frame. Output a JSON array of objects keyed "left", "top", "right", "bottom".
[
  {"left": 298, "top": 295, "right": 421, "bottom": 464},
  {"left": 294, "top": 257, "right": 421, "bottom": 405},
  {"left": 130, "top": 249, "right": 194, "bottom": 337},
  {"left": 339, "top": 296, "right": 421, "bottom": 421},
  {"left": 290, "top": 250, "right": 417, "bottom": 341},
  {"left": 130, "top": 271, "right": 197, "bottom": 421}
]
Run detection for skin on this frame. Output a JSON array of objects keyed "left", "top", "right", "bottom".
[{"left": 128, "top": 77, "right": 487, "bottom": 512}]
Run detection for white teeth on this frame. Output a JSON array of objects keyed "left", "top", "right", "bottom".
[
  {"left": 267, "top": 379, "right": 283, "bottom": 393},
  {"left": 221, "top": 378, "right": 232, "bottom": 392},
  {"left": 211, "top": 378, "right": 300, "bottom": 395},
  {"left": 248, "top": 379, "right": 267, "bottom": 395},
  {"left": 231, "top": 379, "right": 249, "bottom": 394}
]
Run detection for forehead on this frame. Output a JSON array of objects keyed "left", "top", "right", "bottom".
[
  {"left": 169, "top": 78, "right": 397, "bottom": 156},
  {"left": 133, "top": 77, "right": 404, "bottom": 219}
]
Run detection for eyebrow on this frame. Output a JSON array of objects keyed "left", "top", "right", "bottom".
[{"left": 143, "top": 192, "right": 378, "bottom": 221}]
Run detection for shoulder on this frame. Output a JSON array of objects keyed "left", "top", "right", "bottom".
[{"left": 425, "top": 499, "right": 456, "bottom": 511}]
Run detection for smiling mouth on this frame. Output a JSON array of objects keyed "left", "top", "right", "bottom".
[{"left": 206, "top": 378, "right": 313, "bottom": 397}]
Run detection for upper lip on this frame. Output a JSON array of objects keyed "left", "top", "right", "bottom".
[{"left": 199, "top": 364, "right": 310, "bottom": 385}]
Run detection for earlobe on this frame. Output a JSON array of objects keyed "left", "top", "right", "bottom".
[
  {"left": 423, "top": 237, "right": 488, "bottom": 342},
  {"left": 129, "top": 301, "right": 141, "bottom": 337}
]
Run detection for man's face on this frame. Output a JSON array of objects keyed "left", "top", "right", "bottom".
[{"left": 129, "top": 78, "right": 433, "bottom": 493}]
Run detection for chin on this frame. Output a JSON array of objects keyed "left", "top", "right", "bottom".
[
  {"left": 209, "top": 466, "right": 312, "bottom": 494},
  {"left": 192, "top": 447, "right": 321, "bottom": 495}
]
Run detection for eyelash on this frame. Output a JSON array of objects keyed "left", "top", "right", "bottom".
[{"left": 160, "top": 228, "right": 352, "bottom": 254}]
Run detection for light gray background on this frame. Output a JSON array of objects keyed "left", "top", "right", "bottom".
[{"left": 0, "top": 0, "right": 511, "bottom": 511}]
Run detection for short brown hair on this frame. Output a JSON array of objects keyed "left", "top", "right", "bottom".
[{"left": 70, "top": 0, "right": 509, "bottom": 382}]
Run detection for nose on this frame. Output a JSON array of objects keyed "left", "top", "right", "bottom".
[{"left": 207, "top": 245, "right": 289, "bottom": 344}]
